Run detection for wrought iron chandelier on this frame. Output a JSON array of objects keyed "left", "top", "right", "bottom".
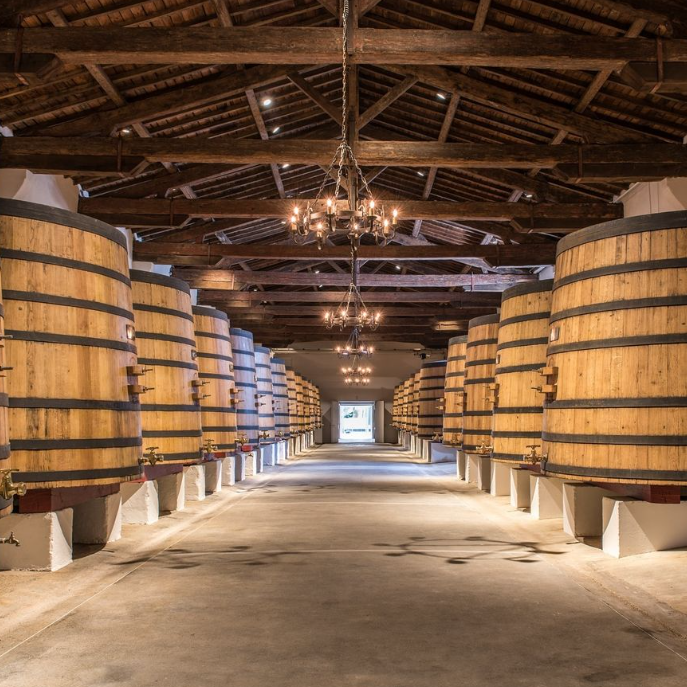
[
  {"left": 324, "top": 241, "right": 381, "bottom": 330},
  {"left": 288, "top": 0, "right": 398, "bottom": 249},
  {"left": 344, "top": 375, "right": 371, "bottom": 386},
  {"left": 334, "top": 327, "right": 374, "bottom": 358}
]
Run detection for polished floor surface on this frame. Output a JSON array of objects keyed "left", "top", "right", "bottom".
[{"left": 1, "top": 443, "right": 686, "bottom": 686}]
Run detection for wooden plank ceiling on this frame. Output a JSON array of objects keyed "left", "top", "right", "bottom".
[{"left": 2, "top": 0, "right": 687, "bottom": 347}]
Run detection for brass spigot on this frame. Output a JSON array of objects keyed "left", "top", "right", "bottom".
[
  {"left": 276, "top": 431, "right": 284, "bottom": 438},
  {"left": 0, "top": 469, "right": 27, "bottom": 500},
  {"left": 139, "top": 446, "right": 164, "bottom": 466},
  {"left": 236, "top": 434, "right": 249, "bottom": 445},
  {"left": 258, "top": 430, "right": 271, "bottom": 441},
  {"left": 523, "top": 444, "right": 547, "bottom": 464},
  {"left": 431, "top": 431, "right": 443, "bottom": 442},
  {"left": 204, "top": 438, "right": 218, "bottom": 453},
  {"left": 0, "top": 532, "right": 20, "bottom": 547},
  {"left": 475, "top": 441, "right": 493, "bottom": 455}
]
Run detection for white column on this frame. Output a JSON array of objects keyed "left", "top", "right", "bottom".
[{"left": 510, "top": 468, "right": 531, "bottom": 509}]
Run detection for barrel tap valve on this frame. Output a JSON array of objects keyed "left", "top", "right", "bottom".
[
  {"left": 523, "top": 444, "right": 547, "bottom": 465},
  {"left": 431, "top": 432, "right": 443, "bottom": 442},
  {"left": 258, "top": 430, "right": 271, "bottom": 441},
  {"left": 0, "top": 469, "right": 27, "bottom": 500},
  {"left": 476, "top": 441, "right": 493, "bottom": 455},
  {"left": 140, "top": 447, "right": 164, "bottom": 466},
  {"left": 204, "top": 438, "right": 218, "bottom": 454},
  {"left": 0, "top": 532, "right": 20, "bottom": 547}
]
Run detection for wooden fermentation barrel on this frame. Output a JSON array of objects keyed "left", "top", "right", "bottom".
[
  {"left": 286, "top": 367, "right": 298, "bottom": 436},
  {"left": 542, "top": 213, "right": 687, "bottom": 484},
  {"left": 443, "top": 336, "right": 467, "bottom": 447},
  {"left": 401, "top": 377, "right": 412, "bottom": 431},
  {"left": 417, "top": 360, "right": 447, "bottom": 439},
  {"left": 192, "top": 306, "right": 237, "bottom": 452},
  {"left": 295, "top": 374, "right": 306, "bottom": 434},
  {"left": 0, "top": 200, "right": 141, "bottom": 489},
  {"left": 271, "top": 358, "right": 290, "bottom": 438},
  {"left": 312, "top": 384, "right": 321, "bottom": 428},
  {"left": 392, "top": 385, "right": 401, "bottom": 427},
  {"left": 229, "top": 328, "right": 259, "bottom": 442},
  {"left": 131, "top": 271, "right": 202, "bottom": 464},
  {"left": 410, "top": 372, "right": 421, "bottom": 434},
  {"left": 463, "top": 314, "right": 499, "bottom": 454},
  {"left": 492, "top": 281, "right": 553, "bottom": 463},
  {"left": 254, "top": 346, "right": 275, "bottom": 438},
  {"left": 0, "top": 258, "right": 11, "bottom": 516}
]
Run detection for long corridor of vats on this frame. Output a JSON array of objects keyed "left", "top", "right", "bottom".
[{"left": 0, "top": 443, "right": 685, "bottom": 687}]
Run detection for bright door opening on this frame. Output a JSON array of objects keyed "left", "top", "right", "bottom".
[{"left": 339, "top": 403, "right": 374, "bottom": 442}]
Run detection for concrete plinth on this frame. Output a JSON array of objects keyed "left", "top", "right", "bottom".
[
  {"left": 244, "top": 452, "right": 261, "bottom": 477},
  {"left": 0, "top": 510, "right": 73, "bottom": 571},
  {"left": 204, "top": 460, "right": 222, "bottom": 494},
  {"left": 184, "top": 465, "right": 206, "bottom": 501},
  {"left": 563, "top": 483, "right": 611, "bottom": 538},
  {"left": 466, "top": 454, "right": 491, "bottom": 491},
  {"left": 530, "top": 474, "right": 563, "bottom": 520},
  {"left": 260, "top": 443, "right": 276, "bottom": 467},
  {"left": 158, "top": 472, "right": 186, "bottom": 513},
  {"left": 73, "top": 493, "right": 122, "bottom": 545},
  {"left": 490, "top": 462, "right": 511, "bottom": 497},
  {"left": 602, "top": 497, "right": 687, "bottom": 558},
  {"left": 456, "top": 451, "right": 467, "bottom": 480},
  {"left": 234, "top": 452, "right": 246, "bottom": 482},
  {"left": 121, "top": 481, "right": 159, "bottom": 525},
  {"left": 221, "top": 454, "right": 236, "bottom": 486},
  {"left": 510, "top": 467, "right": 531, "bottom": 509},
  {"left": 430, "top": 443, "right": 457, "bottom": 464},
  {"left": 420, "top": 438, "right": 432, "bottom": 461},
  {"left": 276, "top": 440, "right": 288, "bottom": 463}
]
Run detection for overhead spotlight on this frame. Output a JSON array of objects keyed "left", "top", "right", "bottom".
[
  {"left": 282, "top": 163, "right": 290, "bottom": 169},
  {"left": 272, "top": 126, "right": 281, "bottom": 133},
  {"left": 314, "top": 269, "right": 320, "bottom": 274},
  {"left": 395, "top": 264, "right": 402, "bottom": 271},
  {"left": 437, "top": 92, "right": 447, "bottom": 100},
  {"left": 261, "top": 98, "right": 272, "bottom": 107},
  {"left": 318, "top": 285, "right": 323, "bottom": 289},
  {"left": 120, "top": 127, "right": 133, "bottom": 135},
  {"left": 524, "top": 192, "right": 534, "bottom": 199},
  {"left": 417, "top": 171, "right": 425, "bottom": 177}
]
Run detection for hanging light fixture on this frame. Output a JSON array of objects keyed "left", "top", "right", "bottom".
[
  {"left": 324, "top": 241, "right": 381, "bottom": 330},
  {"left": 334, "top": 327, "right": 374, "bottom": 359},
  {"left": 287, "top": 1, "right": 398, "bottom": 249},
  {"left": 344, "top": 376, "right": 371, "bottom": 386}
]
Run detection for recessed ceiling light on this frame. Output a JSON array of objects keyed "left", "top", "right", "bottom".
[
  {"left": 395, "top": 264, "right": 402, "bottom": 271},
  {"left": 120, "top": 127, "right": 132, "bottom": 134},
  {"left": 314, "top": 269, "right": 320, "bottom": 274},
  {"left": 272, "top": 126, "right": 281, "bottom": 133},
  {"left": 524, "top": 192, "right": 533, "bottom": 199},
  {"left": 262, "top": 98, "right": 272, "bottom": 107},
  {"left": 282, "top": 163, "right": 290, "bottom": 169},
  {"left": 437, "top": 92, "right": 447, "bottom": 100},
  {"left": 417, "top": 171, "right": 425, "bottom": 177}
]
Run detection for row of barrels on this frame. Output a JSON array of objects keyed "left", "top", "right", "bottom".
[
  {"left": 0, "top": 200, "right": 321, "bottom": 510},
  {"left": 393, "top": 211, "right": 686, "bottom": 486}
]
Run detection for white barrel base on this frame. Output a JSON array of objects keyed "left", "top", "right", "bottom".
[
  {"left": 466, "top": 454, "right": 490, "bottom": 491},
  {"left": 204, "top": 460, "right": 222, "bottom": 494},
  {"left": 420, "top": 439, "right": 432, "bottom": 461},
  {"left": 276, "top": 440, "right": 288, "bottom": 463},
  {"left": 0, "top": 510, "right": 73, "bottom": 571},
  {"left": 456, "top": 451, "right": 467, "bottom": 480},
  {"left": 602, "top": 497, "right": 687, "bottom": 558},
  {"left": 260, "top": 442, "right": 276, "bottom": 467},
  {"left": 234, "top": 453, "right": 246, "bottom": 482},
  {"left": 530, "top": 474, "right": 563, "bottom": 520},
  {"left": 510, "top": 468, "right": 531, "bottom": 509},
  {"left": 563, "top": 483, "right": 612, "bottom": 538},
  {"left": 222, "top": 454, "right": 237, "bottom": 486},
  {"left": 73, "top": 493, "right": 122, "bottom": 545},
  {"left": 244, "top": 452, "right": 258, "bottom": 477},
  {"left": 121, "top": 481, "right": 160, "bottom": 525},
  {"left": 157, "top": 472, "right": 186, "bottom": 513},
  {"left": 490, "top": 462, "right": 511, "bottom": 497},
  {"left": 429, "top": 443, "right": 457, "bottom": 464},
  {"left": 184, "top": 465, "right": 206, "bottom": 502}
]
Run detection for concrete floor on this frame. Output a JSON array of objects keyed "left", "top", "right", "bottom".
[{"left": 1, "top": 443, "right": 686, "bottom": 686}]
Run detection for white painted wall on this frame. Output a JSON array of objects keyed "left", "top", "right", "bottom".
[
  {"left": 0, "top": 168, "right": 80, "bottom": 211},
  {"left": 617, "top": 178, "right": 687, "bottom": 217}
]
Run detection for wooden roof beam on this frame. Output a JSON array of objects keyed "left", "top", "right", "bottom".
[
  {"left": 200, "top": 290, "right": 502, "bottom": 303},
  {"left": 2, "top": 28, "right": 686, "bottom": 69}
]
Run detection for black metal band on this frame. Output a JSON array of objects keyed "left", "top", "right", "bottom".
[
  {"left": 196, "top": 351, "right": 233, "bottom": 362},
  {"left": 14, "top": 465, "right": 142, "bottom": 483},
  {"left": 446, "top": 371, "right": 465, "bottom": 378},
  {"left": 464, "top": 377, "right": 494, "bottom": 385},
  {"left": 200, "top": 406, "right": 237, "bottom": 413},
  {"left": 449, "top": 335, "right": 468, "bottom": 345},
  {"left": 498, "top": 312, "right": 550, "bottom": 328},
  {"left": 10, "top": 398, "right": 140, "bottom": 411},
  {"left": 546, "top": 397, "right": 687, "bottom": 409},
  {"left": 235, "top": 381, "right": 257, "bottom": 389},
  {"left": 136, "top": 332, "right": 196, "bottom": 347},
  {"left": 12, "top": 436, "right": 142, "bottom": 450},
  {"left": 1, "top": 248, "right": 130, "bottom": 285},
  {"left": 3, "top": 290, "right": 134, "bottom": 321},
  {"left": 548, "top": 333, "right": 687, "bottom": 355},
  {"left": 137, "top": 358, "right": 198, "bottom": 370},
  {"left": 501, "top": 279, "right": 554, "bottom": 302},
  {"left": 493, "top": 406, "right": 543, "bottom": 414},
  {"left": 467, "top": 338, "right": 498, "bottom": 348},
  {"left": 466, "top": 358, "right": 496, "bottom": 367},
  {"left": 496, "top": 363, "right": 543, "bottom": 375},
  {"left": 159, "top": 451, "right": 203, "bottom": 462},
  {"left": 493, "top": 431, "right": 542, "bottom": 438},
  {"left": 134, "top": 302, "right": 194, "bottom": 322},
  {"left": 469, "top": 314, "right": 500, "bottom": 328},
  {"left": 6, "top": 329, "right": 136, "bottom": 353},
  {"left": 202, "top": 425, "right": 237, "bottom": 433},
  {"left": 544, "top": 461, "right": 687, "bottom": 482},
  {"left": 497, "top": 337, "right": 548, "bottom": 351},
  {"left": 140, "top": 404, "right": 200, "bottom": 412},
  {"left": 192, "top": 305, "right": 228, "bottom": 321},
  {"left": 194, "top": 330, "right": 231, "bottom": 342},
  {"left": 447, "top": 355, "right": 467, "bottom": 362},
  {"left": 230, "top": 328, "right": 254, "bottom": 339},
  {"left": 491, "top": 453, "right": 525, "bottom": 461},
  {"left": 462, "top": 411, "right": 492, "bottom": 417},
  {"left": 0, "top": 392, "right": 8, "bottom": 407},
  {"left": 142, "top": 430, "right": 202, "bottom": 438},
  {"left": 543, "top": 432, "right": 687, "bottom": 446},
  {"left": 550, "top": 296, "right": 687, "bottom": 324},
  {"left": 198, "top": 372, "right": 234, "bottom": 381},
  {"left": 130, "top": 269, "right": 191, "bottom": 295},
  {"left": 233, "top": 365, "right": 256, "bottom": 372},
  {"left": 555, "top": 258, "right": 687, "bottom": 290},
  {"left": 0, "top": 445, "right": 10, "bottom": 460},
  {"left": 236, "top": 408, "right": 259, "bottom": 415}
]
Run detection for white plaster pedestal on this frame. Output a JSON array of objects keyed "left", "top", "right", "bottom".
[
  {"left": 490, "top": 462, "right": 511, "bottom": 497},
  {"left": 429, "top": 443, "right": 458, "bottom": 463},
  {"left": 530, "top": 474, "right": 563, "bottom": 520},
  {"left": 121, "top": 481, "right": 159, "bottom": 525},
  {"left": 510, "top": 467, "right": 531, "bottom": 509},
  {"left": 73, "top": 493, "right": 122, "bottom": 544},
  {"left": 184, "top": 465, "right": 206, "bottom": 502}
]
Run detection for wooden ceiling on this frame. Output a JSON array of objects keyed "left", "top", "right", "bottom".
[{"left": 2, "top": 0, "right": 687, "bottom": 347}]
